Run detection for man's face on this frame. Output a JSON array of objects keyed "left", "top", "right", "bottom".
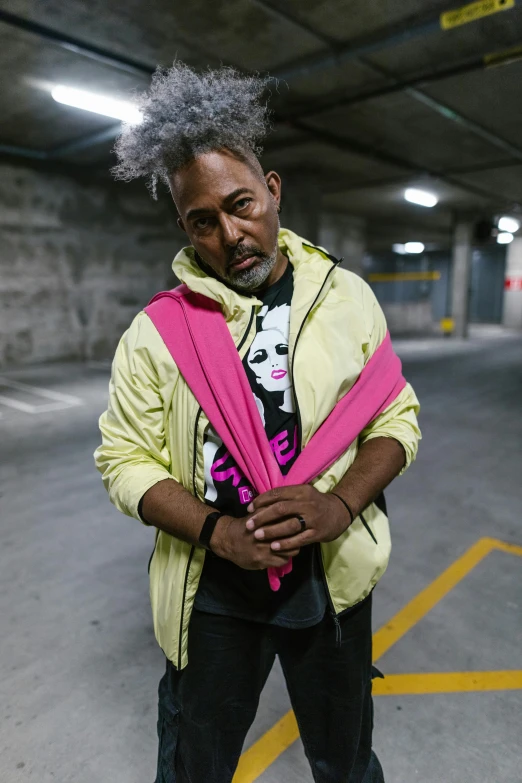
[{"left": 170, "top": 150, "right": 282, "bottom": 292}]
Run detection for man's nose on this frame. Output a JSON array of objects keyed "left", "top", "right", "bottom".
[{"left": 220, "top": 215, "right": 244, "bottom": 248}]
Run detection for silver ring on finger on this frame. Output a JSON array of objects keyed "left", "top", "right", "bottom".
[{"left": 298, "top": 516, "right": 306, "bottom": 532}]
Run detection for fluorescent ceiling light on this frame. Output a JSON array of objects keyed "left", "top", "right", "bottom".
[
  {"left": 497, "top": 232, "right": 514, "bottom": 245},
  {"left": 404, "top": 188, "right": 438, "bottom": 208},
  {"left": 52, "top": 85, "right": 143, "bottom": 125},
  {"left": 392, "top": 243, "right": 406, "bottom": 254},
  {"left": 498, "top": 216, "right": 520, "bottom": 233},
  {"left": 404, "top": 242, "right": 425, "bottom": 254}
]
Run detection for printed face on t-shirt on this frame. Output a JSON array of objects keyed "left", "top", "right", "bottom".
[
  {"left": 247, "top": 327, "right": 290, "bottom": 393},
  {"left": 247, "top": 302, "right": 292, "bottom": 395}
]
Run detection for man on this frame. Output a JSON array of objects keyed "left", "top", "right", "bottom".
[{"left": 95, "top": 63, "right": 420, "bottom": 783}]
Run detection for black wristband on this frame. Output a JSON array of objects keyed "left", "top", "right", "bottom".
[
  {"left": 199, "top": 510, "right": 224, "bottom": 552},
  {"left": 330, "top": 492, "right": 355, "bottom": 525}
]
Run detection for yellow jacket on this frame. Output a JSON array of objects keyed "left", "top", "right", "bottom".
[{"left": 95, "top": 229, "right": 421, "bottom": 669}]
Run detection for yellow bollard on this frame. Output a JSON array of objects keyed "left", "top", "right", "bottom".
[{"left": 440, "top": 317, "right": 455, "bottom": 336}]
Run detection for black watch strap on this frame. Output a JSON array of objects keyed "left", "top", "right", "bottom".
[{"left": 199, "top": 511, "right": 224, "bottom": 552}]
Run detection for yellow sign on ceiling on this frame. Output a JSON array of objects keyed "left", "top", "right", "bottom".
[{"left": 441, "top": 0, "right": 515, "bottom": 30}]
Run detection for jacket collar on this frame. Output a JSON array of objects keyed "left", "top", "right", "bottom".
[{"left": 172, "top": 228, "right": 336, "bottom": 319}]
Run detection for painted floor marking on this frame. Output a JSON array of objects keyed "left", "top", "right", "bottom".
[
  {"left": 374, "top": 670, "right": 522, "bottom": 695},
  {"left": 233, "top": 537, "right": 522, "bottom": 783},
  {"left": 0, "top": 377, "right": 83, "bottom": 414},
  {"left": 234, "top": 712, "right": 300, "bottom": 783}
]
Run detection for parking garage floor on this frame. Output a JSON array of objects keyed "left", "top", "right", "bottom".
[{"left": 1, "top": 327, "right": 521, "bottom": 783}]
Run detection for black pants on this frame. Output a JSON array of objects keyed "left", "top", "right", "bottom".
[{"left": 155, "top": 596, "right": 384, "bottom": 783}]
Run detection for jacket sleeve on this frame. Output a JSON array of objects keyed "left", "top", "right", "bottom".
[
  {"left": 358, "top": 282, "right": 421, "bottom": 472},
  {"left": 94, "top": 312, "right": 175, "bottom": 522}
]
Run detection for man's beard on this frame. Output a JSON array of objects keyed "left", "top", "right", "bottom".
[
  {"left": 225, "top": 243, "right": 279, "bottom": 293},
  {"left": 194, "top": 217, "right": 280, "bottom": 293}
]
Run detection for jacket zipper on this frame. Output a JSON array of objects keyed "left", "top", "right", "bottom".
[
  {"left": 360, "top": 512, "right": 378, "bottom": 545},
  {"left": 176, "top": 406, "right": 202, "bottom": 667},
  {"left": 290, "top": 257, "right": 343, "bottom": 646},
  {"left": 319, "top": 551, "right": 342, "bottom": 647},
  {"left": 237, "top": 306, "right": 256, "bottom": 352},
  {"left": 176, "top": 307, "right": 255, "bottom": 667}
]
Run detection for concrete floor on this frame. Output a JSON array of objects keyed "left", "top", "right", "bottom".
[{"left": 1, "top": 326, "right": 521, "bottom": 783}]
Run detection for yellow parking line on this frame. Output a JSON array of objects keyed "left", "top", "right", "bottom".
[
  {"left": 233, "top": 538, "right": 522, "bottom": 782},
  {"left": 373, "top": 670, "right": 522, "bottom": 695},
  {"left": 490, "top": 539, "right": 522, "bottom": 557},
  {"left": 372, "top": 537, "right": 496, "bottom": 660},
  {"left": 234, "top": 711, "right": 299, "bottom": 783}
]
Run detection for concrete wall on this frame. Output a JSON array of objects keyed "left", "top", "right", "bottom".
[
  {"left": 0, "top": 163, "right": 183, "bottom": 367},
  {"left": 381, "top": 301, "right": 435, "bottom": 335},
  {"left": 503, "top": 236, "right": 522, "bottom": 329},
  {"left": 279, "top": 169, "right": 320, "bottom": 246},
  {"left": 279, "top": 174, "right": 367, "bottom": 278},
  {"left": 319, "top": 213, "right": 366, "bottom": 276}
]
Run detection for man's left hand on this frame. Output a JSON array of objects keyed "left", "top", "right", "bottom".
[{"left": 246, "top": 485, "right": 352, "bottom": 552}]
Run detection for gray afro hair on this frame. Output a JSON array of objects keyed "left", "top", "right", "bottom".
[{"left": 112, "top": 62, "right": 272, "bottom": 197}]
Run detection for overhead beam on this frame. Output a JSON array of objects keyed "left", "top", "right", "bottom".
[
  {"left": 403, "top": 86, "right": 522, "bottom": 161},
  {"left": 248, "top": 0, "right": 333, "bottom": 46},
  {"left": 321, "top": 159, "right": 522, "bottom": 196},
  {"left": 287, "top": 120, "right": 513, "bottom": 206},
  {"left": 288, "top": 120, "right": 418, "bottom": 173}
]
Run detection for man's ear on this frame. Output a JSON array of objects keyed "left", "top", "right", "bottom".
[
  {"left": 265, "top": 170, "right": 281, "bottom": 209},
  {"left": 177, "top": 216, "right": 187, "bottom": 234}
]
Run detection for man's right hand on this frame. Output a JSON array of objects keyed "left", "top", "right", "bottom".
[{"left": 211, "top": 514, "right": 301, "bottom": 570}]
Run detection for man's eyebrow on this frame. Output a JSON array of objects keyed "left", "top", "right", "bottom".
[
  {"left": 224, "top": 187, "right": 254, "bottom": 203},
  {"left": 186, "top": 188, "right": 254, "bottom": 221}
]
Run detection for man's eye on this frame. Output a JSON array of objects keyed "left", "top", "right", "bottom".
[
  {"left": 235, "top": 198, "right": 252, "bottom": 210},
  {"left": 195, "top": 218, "right": 210, "bottom": 229}
]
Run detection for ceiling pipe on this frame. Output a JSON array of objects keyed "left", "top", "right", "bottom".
[
  {"left": 0, "top": 0, "right": 520, "bottom": 190},
  {"left": 263, "top": 0, "right": 522, "bottom": 162},
  {"left": 270, "top": 15, "right": 443, "bottom": 83},
  {"left": 0, "top": 124, "right": 121, "bottom": 161},
  {"left": 0, "top": 143, "right": 48, "bottom": 161},
  {"left": 0, "top": 9, "right": 155, "bottom": 77},
  {"left": 281, "top": 44, "right": 522, "bottom": 122},
  {"left": 51, "top": 124, "right": 122, "bottom": 156}
]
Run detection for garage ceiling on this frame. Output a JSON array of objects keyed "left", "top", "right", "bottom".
[{"left": 1, "top": 0, "right": 522, "bottom": 250}]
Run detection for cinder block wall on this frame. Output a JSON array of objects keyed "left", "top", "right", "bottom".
[{"left": 0, "top": 162, "right": 183, "bottom": 367}]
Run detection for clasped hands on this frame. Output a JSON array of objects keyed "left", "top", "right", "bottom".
[{"left": 212, "top": 484, "right": 353, "bottom": 571}]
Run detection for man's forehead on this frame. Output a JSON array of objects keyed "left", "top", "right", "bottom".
[{"left": 170, "top": 151, "right": 261, "bottom": 212}]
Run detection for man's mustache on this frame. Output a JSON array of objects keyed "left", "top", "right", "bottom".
[{"left": 227, "top": 246, "right": 266, "bottom": 267}]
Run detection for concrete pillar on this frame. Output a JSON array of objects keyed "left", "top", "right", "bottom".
[
  {"left": 319, "top": 213, "right": 366, "bottom": 277},
  {"left": 450, "top": 219, "right": 473, "bottom": 338},
  {"left": 503, "top": 237, "right": 522, "bottom": 329},
  {"left": 278, "top": 169, "right": 320, "bottom": 245}
]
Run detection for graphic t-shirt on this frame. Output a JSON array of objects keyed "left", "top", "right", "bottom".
[{"left": 194, "top": 262, "right": 328, "bottom": 627}]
